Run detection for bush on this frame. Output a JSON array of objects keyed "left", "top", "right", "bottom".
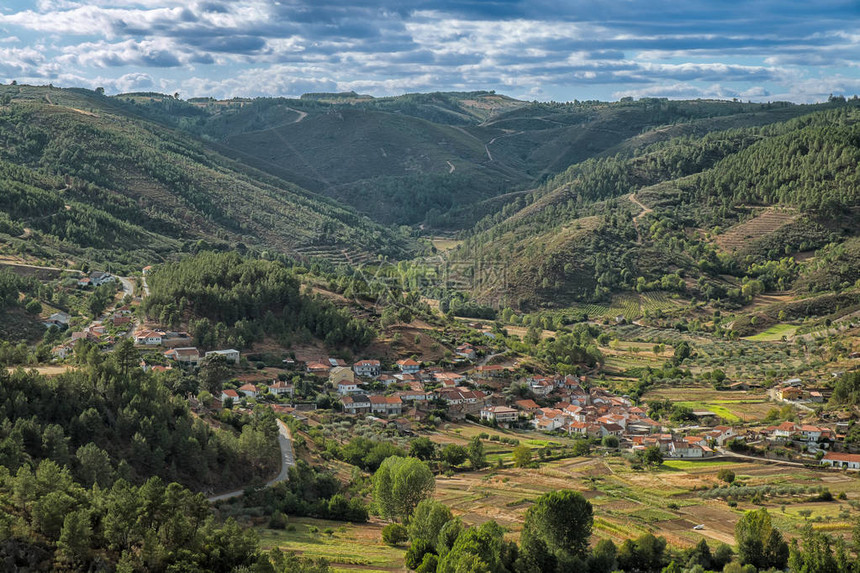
[
  {"left": 382, "top": 523, "right": 408, "bottom": 546},
  {"left": 717, "top": 468, "right": 736, "bottom": 484},
  {"left": 268, "top": 511, "right": 287, "bottom": 529}
]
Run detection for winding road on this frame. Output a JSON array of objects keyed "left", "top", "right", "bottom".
[{"left": 207, "top": 419, "right": 295, "bottom": 502}]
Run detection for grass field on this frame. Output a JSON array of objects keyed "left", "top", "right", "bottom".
[
  {"left": 744, "top": 323, "right": 798, "bottom": 341},
  {"left": 258, "top": 517, "right": 405, "bottom": 573}
]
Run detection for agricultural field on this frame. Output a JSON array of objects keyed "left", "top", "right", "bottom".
[
  {"left": 432, "top": 455, "right": 860, "bottom": 550},
  {"left": 257, "top": 517, "right": 406, "bottom": 573},
  {"left": 643, "top": 386, "right": 775, "bottom": 422},
  {"left": 714, "top": 208, "right": 798, "bottom": 253},
  {"left": 744, "top": 323, "right": 798, "bottom": 341}
]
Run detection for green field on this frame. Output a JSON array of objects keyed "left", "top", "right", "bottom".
[
  {"left": 258, "top": 518, "right": 405, "bottom": 573},
  {"left": 744, "top": 323, "right": 798, "bottom": 341}
]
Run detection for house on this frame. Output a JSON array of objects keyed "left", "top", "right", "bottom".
[
  {"left": 773, "top": 422, "right": 798, "bottom": 440},
  {"left": 220, "top": 389, "right": 240, "bottom": 402},
  {"left": 306, "top": 361, "right": 331, "bottom": 375},
  {"left": 435, "top": 372, "right": 467, "bottom": 386},
  {"left": 76, "top": 277, "right": 91, "bottom": 288},
  {"left": 370, "top": 395, "right": 403, "bottom": 416},
  {"left": 396, "top": 358, "right": 421, "bottom": 374},
  {"left": 669, "top": 441, "right": 706, "bottom": 458},
  {"left": 455, "top": 344, "right": 477, "bottom": 360},
  {"left": 134, "top": 329, "right": 163, "bottom": 345},
  {"left": 43, "top": 311, "right": 71, "bottom": 329},
  {"left": 514, "top": 399, "right": 541, "bottom": 413},
  {"left": 600, "top": 423, "right": 625, "bottom": 437},
  {"left": 204, "top": 349, "right": 240, "bottom": 364},
  {"left": 530, "top": 379, "right": 554, "bottom": 396},
  {"left": 337, "top": 379, "right": 360, "bottom": 395},
  {"left": 474, "top": 365, "right": 505, "bottom": 378},
  {"left": 142, "top": 265, "right": 153, "bottom": 275},
  {"left": 534, "top": 417, "right": 564, "bottom": 432},
  {"left": 328, "top": 358, "right": 348, "bottom": 368},
  {"left": 480, "top": 406, "right": 518, "bottom": 425},
  {"left": 396, "top": 390, "right": 427, "bottom": 402},
  {"left": 89, "top": 271, "right": 115, "bottom": 287},
  {"left": 269, "top": 380, "right": 294, "bottom": 397},
  {"left": 798, "top": 425, "right": 824, "bottom": 442},
  {"left": 353, "top": 359, "right": 381, "bottom": 378},
  {"left": 341, "top": 394, "right": 372, "bottom": 415},
  {"left": 821, "top": 452, "right": 860, "bottom": 470},
  {"left": 330, "top": 367, "right": 356, "bottom": 387},
  {"left": 779, "top": 386, "right": 804, "bottom": 401},
  {"left": 51, "top": 345, "right": 71, "bottom": 359},
  {"left": 164, "top": 347, "right": 200, "bottom": 366},
  {"left": 238, "top": 383, "right": 259, "bottom": 398},
  {"left": 808, "top": 391, "right": 824, "bottom": 403}
]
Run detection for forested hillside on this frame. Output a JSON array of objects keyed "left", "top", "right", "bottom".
[
  {"left": 0, "top": 85, "right": 414, "bottom": 269},
  {"left": 142, "top": 252, "right": 375, "bottom": 350},
  {"left": 121, "top": 92, "right": 831, "bottom": 230},
  {"left": 452, "top": 101, "right": 860, "bottom": 309}
]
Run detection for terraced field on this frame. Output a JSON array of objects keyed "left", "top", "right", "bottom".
[{"left": 714, "top": 208, "right": 798, "bottom": 252}]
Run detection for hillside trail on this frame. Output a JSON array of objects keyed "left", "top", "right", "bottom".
[
  {"left": 628, "top": 192, "right": 653, "bottom": 243},
  {"left": 283, "top": 106, "right": 308, "bottom": 123}
]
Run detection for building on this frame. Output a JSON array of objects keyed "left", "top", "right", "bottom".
[
  {"left": 480, "top": 405, "right": 518, "bottom": 425},
  {"left": 43, "top": 311, "right": 71, "bottom": 329},
  {"left": 370, "top": 395, "right": 403, "bottom": 416},
  {"left": 341, "top": 394, "right": 372, "bottom": 415},
  {"left": 353, "top": 359, "right": 381, "bottom": 378},
  {"left": 51, "top": 345, "right": 71, "bottom": 359},
  {"left": 204, "top": 349, "right": 240, "bottom": 364},
  {"left": 89, "top": 271, "right": 115, "bottom": 287},
  {"left": 269, "top": 380, "right": 294, "bottom": 397},
  {"left": 330, "top": 366, "right": 356, "bottom": 387},
  {"left": 220, "top": 389, "right": 240, "bottom": 402},
  {"left": 396, "top": 358, "right": 421, "bottom": 374},
  {"left": 337, "top": 380, "right": 360, "bottom": 395},
  {"left": 821, "top": 452, "right": 860, "bottom": 470},
  {"left": 306, "top": 361, "right": 331, "bottom": 375},
  {"left": 669, "top": 441, "right": 706, "bottom": 458},
  {"left": 514, "top": 399, "right": 541, "bottom": 413},
  {"left": 455, "top": 344, "right": 477, "bottom": 360},
  {"left": 238, "top": 383, "right": 259, "bottom": 398},
  {"left": 134, "top": 329, "right": 163, "bottom": 345},
  {"left": 779, "top": 386, "right": 804, "bottom": 401},
  {"left": 164, "top": 347, "right": 200, "bottom": 366}
]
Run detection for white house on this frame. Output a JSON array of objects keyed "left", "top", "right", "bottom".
[
  {"left": 164, "top": 347, "right": 200, "bottom": 366},
  {"left": 480, "top": 406, "right": 518, "bottom": 424},
  {"left": 134, "top": 329, "right": 163, "bottom": 345},
  {"left": 204, "top": 349, "right": 240, "bottom": 364},
  {"left": 220, "top": 389, "right": 240, "bottom": 402},
  {"left": 455, "top": 344, "right": 477, "bottom": 360},
  {"left": 821, "top": 452, "right": 860, "bottom": 470},
  {"left": 89, "top": 271, "right": 115, "bottom": 287},
  {"left": 337, "top": 380, "right": 360, "bottom": 395},
  {"left": 353, "top": 359, "right": 381, "bottom": 378},
  {"left": 238, "top": 384, "right": 259, "bottom": 398},
  {"left": 396, "top": 358, "right": 421, "bottom": 374},
  {"left": 269, "top": 380, "right": 294, "bottom": 397},
  {"left": 370, "top": 395, "right": 403, "bottom": 416},
  {"left": 44, "top": 312, "right": 71, "bottom": 329},
  {"left": 669, "top": 441, "right": 705, "bottom": 458},
  {"left": 342, "top": 394, "right": 371, "bottom": 415}
]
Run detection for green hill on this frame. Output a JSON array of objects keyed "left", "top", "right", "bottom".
[
  {"left": 0, "top": 85, "right": 414, "bottom": 269},
  {"left": 451, "top": 102, "right": 860, "bottom": 309}
]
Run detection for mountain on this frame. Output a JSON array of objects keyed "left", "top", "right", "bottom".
[
  {"left": 450, "top": 101, "right": 860, "bottom": 310},
  {"left": 0, "top": 85, "right": 414, "bottom": 270},
  {"left": 119, "top": 93, "right": 827, "bottom": 230}
]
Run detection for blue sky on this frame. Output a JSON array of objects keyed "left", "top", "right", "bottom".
[{"left": 0, "top": 1, "right": 858, "bottom": 102}]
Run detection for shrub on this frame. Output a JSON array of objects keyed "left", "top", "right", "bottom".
[{"left": 382, "top": 523, "right": 408, "bottom": 546}]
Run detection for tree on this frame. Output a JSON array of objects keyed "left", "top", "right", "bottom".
[
  {"left": 639, "top": 445, "right": 663, "bottom": 467},
  {"left": 198, "top": 354, "right": 232, "bottom": 394},
  {"left": 57, "top": 510, "right": 92, "bottom": 564},
  {"left": 75, "top": 443, "right": 113, "bottom": 488},
  {"left": 112, "top": 338, "right": 139, "bottom": 377},
  {"left": 521, "top": 490, "right": 594, "bottom": 562},
  {"left": 409, "top": 437, "right": 436, "bottom": 461},
  {"left": 372, "top": 457, "right": 435, "bottom": 522},
  {"left": 717, "top": 468, "right": 735, "bottom": 484},
  {"left": 587, "top": 539, "right": 617, "bottom": 573},
  {"left": 601, "top": 435, "right": 619, "bottom": 448},
  {"left": 735, "top": 508, "right": 788, "bottom": 569},
  {"left": 441, "top": 444, "right": 468, "bottom": 467},
  {"left": 408, "top": 499, "right": 453, "bottom": 546},
  {"left": 437, "top": 521, "right": 517, "bottom": 573},
  {"left": 382, "top": 523, "right": 408, "bottom": 546},
  {"left": 467, "top": 436, "right": 486, "bottom": 469},
  {"left": 513, "top": 445, "right": 532, "bottom": 468}
]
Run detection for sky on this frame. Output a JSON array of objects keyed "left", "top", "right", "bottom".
[{"left": 0, "top": 1, "right": 858, "bottom": 102}]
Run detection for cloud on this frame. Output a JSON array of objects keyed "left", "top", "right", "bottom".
[{"left": 0, "top": 0, "right": 856, "bottom": 101}]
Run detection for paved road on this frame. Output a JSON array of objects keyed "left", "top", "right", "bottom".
[
  {"left": 117, "top": 276, "right": 134, "bottom": 298},
  {"left": 208, "top": 419, "right": 295, "bottom": 502}
]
